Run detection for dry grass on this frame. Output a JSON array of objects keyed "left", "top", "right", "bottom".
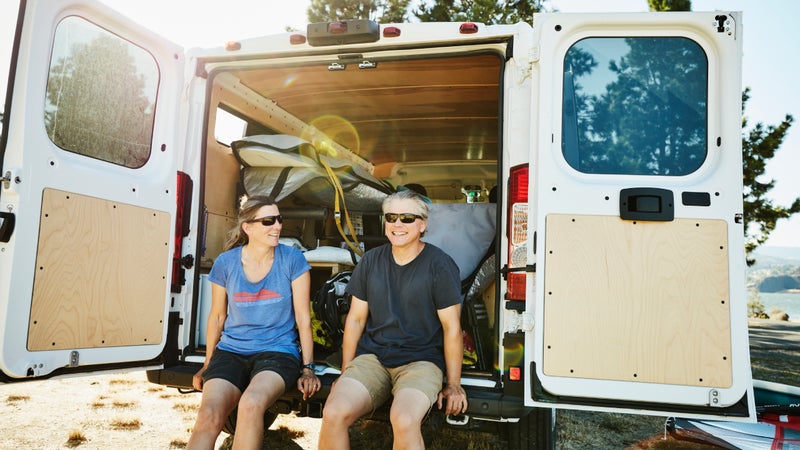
[
  {"left": 169, "top": 437, "right": 188, "bottom": 448},
  {"left": 109, "top": 417, "right": 142, "bottom": 430},
  {"left": 173, "top": 402, "right": 199, "bottom": 413},
  {"left": 111, "top": 399, "right": 138, "bottom": 408},
  {"left": 218, "top": 425, "right": 308, "bottom": 449},
  {"left": 5, "top": 394, "right": 30, "bottom": 403},
  {"left": 65, "top": 429, "right": 87, "bottom": 447}
]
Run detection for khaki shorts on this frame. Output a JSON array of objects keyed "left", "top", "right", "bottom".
[{"left": 340, "top": 353, "right": 443, "bottom": 410}]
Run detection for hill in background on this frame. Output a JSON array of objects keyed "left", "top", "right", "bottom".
[{"left": 748, "top": 246, "right": 800, "bottom": 292}]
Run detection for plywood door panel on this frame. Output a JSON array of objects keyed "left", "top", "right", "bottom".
[
  {"left": 542, "top": 214, "right": 732, "bottom": 387},
  {"left": 28, "top": 189, "right": 170, "bottom": 350}
]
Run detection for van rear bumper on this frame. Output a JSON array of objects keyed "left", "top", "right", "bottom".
[{"left": 146, "top": 364, "right": 531, "bottom": 421}]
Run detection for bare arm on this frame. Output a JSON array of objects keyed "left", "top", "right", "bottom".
[
  {"left": 436, "top": 303, "right": 468, "bottom": 415},
  {"left": 340, "top": 296, "right": 369, "bottom": 370},
  {"left": 292, "top": 271, "right": 319, "bottom": 399},
  {"left": 193, "top": 282, "right": 227, "bottom": 390}
]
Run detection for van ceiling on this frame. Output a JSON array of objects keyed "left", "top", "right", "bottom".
[{"left": 230, "top": 53, "right": 502, "bottom": 167}]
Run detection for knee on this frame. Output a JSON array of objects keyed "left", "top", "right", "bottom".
[
  {"left": 390, "top": 408, "right": 422, "bottom": 434},
  {"left": 322, "top": 398, "right": 358, "bottom": 427},
  {"left": 236, "top": 393, "right": 268, "bottom": 419},
  {"left": 194, "top": 405, "right": 227, "bottom": 433}
]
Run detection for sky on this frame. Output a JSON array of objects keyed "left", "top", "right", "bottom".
[{"left": 1, "top": 0, "right": 797, "bottom": 249}]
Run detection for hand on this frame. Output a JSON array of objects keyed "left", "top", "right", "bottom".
[
  {"left": 192, "top": 366, "right": 206, "bottom": 391},
  {"left": 297, "top": 369, "right": 320, "bottom": 400},
  {"left": 437, "top": 383, "right": 468, "bottom": 416}
]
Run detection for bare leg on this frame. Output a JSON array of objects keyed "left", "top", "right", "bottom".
[
  {"left": 231, "top": 370, "right": 285, "bottom": 450},
  {"left": 389, "top": 388, "right": 431, "bottom": 450},
  {"left": 318, "top": 377, "right": 373, "bottom": 450},
  {"left": 187, "top": 379, "right": 241, "bottom": 450}
]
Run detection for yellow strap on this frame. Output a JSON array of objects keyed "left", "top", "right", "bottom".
[{"left": 320, "top": 160, "right": 363, "bottom": 256}]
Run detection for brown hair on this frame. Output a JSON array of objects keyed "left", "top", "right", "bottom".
[{"left": 223, "top": 195, "right": 277, "bottom": 250}]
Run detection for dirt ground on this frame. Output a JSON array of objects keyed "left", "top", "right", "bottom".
[{"left": 1, "top": 319, "right": 797, "bottom": 449}]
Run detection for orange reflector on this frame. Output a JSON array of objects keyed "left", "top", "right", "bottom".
[
  {"left": 383, "top": 26, "right": 401, "bottom": 38},
  {"left": 289, "top": 34, "right": 307, "bottom": 45},
  {"left": 506, "top": 273, "right": 527, "bottom": 301},
  {"left": 509, "top": 367, "right": 521, "bottom": 381},
  {"left": 224, "top": 41, "right": 241, "bottom": 51},
  {"left": 329, "top": 21, "right": 347, "bottom": 34},
  {"left": 460, "top": 22, "right": 479, "bottom": 34}
]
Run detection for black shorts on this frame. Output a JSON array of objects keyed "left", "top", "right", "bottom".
[{"left": 202, "top": 349, "right": 301, "bottom": 393}]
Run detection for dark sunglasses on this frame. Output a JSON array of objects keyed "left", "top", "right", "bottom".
[
  {"left": 249, "top": 215, "right": 283, "bottom": 226},
  {"left": 384, "top": 213, "right": 423, "bottom": 224}
]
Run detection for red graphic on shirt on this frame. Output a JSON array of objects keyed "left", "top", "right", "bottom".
[{"left": 233, "top": 289, "right": 281, "bottom": 303}]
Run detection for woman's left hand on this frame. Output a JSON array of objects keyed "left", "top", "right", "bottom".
[{"left": 297, "top": 369, "right": 320, "bottom": 400}]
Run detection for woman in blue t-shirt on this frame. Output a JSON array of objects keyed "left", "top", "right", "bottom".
[{"left": 187, "top": 195, "right": 319, "bottom": 449}]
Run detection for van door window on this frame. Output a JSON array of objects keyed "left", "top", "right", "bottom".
[
  {"left": 44, "top": 16, "right": 158, "bottom": 168},
  {"left": 562, "top": 37, "right": 708, "bottom": 176}
]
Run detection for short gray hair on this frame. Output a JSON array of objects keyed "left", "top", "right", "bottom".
[{"left": 382, "top": 190, "right": 429, "bottom": 219}]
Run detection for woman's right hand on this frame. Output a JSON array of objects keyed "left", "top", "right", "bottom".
[{"left": 192, "top": 366, "right": 206, "bottom": 391}]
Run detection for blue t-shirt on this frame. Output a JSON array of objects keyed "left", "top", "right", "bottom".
[{"left": 208, "top": 244, "right": 311, "bottom": 357}]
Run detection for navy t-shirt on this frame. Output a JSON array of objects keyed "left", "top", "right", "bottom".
[{"left": 345, "top": 243, "right": 462, "bottom": 371}]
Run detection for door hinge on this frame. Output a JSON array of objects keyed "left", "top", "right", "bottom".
[
  {"left": 708, "top": 389, "right": 721, "bottom": 407},
  {"left": 1, "top": 171, "right": 11, "bottom": 190},
  {"left": 69, "top": 351, "right": 80, "bottom": 367},
  {"left": 504, "top": 309, "right": 535, "bottom": 333}
]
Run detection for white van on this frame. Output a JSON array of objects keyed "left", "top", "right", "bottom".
[{"left": 0, "top": 1, "right": 752, "bottom": 446}]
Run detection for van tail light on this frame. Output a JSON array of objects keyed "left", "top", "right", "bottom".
[
  {"left": 171, "top": 171, "right": 193, "bottom": 293},
  {"left": 506, "top": 164, "right": 529, "bottom": 301}
]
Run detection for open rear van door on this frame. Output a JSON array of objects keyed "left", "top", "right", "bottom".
[
  {"left": 528, "top": 12, "right": 755, "bottom": 420},
  {"left": 0, "top": 0, "right": 183, "bottom": 381}
]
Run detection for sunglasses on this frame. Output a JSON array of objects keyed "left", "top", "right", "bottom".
[
  {"left": 249, "top": 215, "right": 283, "bottom": 226},
  {"left": 384, "top": 213, "right": 423, "bottom": 224}
]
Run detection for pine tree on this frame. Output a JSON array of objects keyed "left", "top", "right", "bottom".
[
  {"left": 742, "top": 89, "right": 799, "bottom": 264},
  {"left": 307, "top": 0, "right": 411, "bottom": 23},
  {"left": 648, "top": 0, "right": 798, "bottom": 264}
]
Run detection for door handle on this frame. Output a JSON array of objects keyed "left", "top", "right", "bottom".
[{"left": 619, "top": 188, "right": 674, "bottom": 221}]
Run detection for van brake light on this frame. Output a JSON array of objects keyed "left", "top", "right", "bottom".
[{"left": 506, "top": 164, "right": 529, "bottom": 301}]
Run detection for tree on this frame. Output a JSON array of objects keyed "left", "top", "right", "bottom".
[
  {"left": 648, "top": 0, "right": 691, "bottom": 11},
  {"left": 307, "top": 0, "right": 412, "bottom": 23},
  {"left": 414, "top": 0, "right": 537, "bottom": 24},
  {"left": 306, "top": 0, "right": 538, "bottom": 25},
  {"left": 648, "top": 0, "right": 799, "bottom": 264},
  {"left": 742, "top": 89, "right": 799, "bottom": 264},
  {"left": 567, "top": 37, "right": 707, "bottom": 176},
  {"left": 45, "top": 34, "right": 153, "bottom": 167}
]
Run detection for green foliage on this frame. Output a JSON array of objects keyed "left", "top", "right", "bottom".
[
  {"left": 307, "top": 0, "right": 411, "bottom": 23},
  {"left": 742, "top": 89, "right": 799, "bottom": 265},
  {"left": 567, "top": 37, "right": 707, "bottom": 175},
  {"left": 747, "top": 290, "right": 768, "bottom": 319},
  {"left": 648, "top": 0, "right": 692, "bottom": 11},
  {"left": 44, "top": 34, "right": 154, "bottom": 168},
  {"left": 414, "top": 0, "right": 538, "bottom": 25},
  {"left": 306, "top": 0, "right": 539, "bottom": 25}
]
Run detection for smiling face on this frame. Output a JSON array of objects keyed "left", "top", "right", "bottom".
[
  {"left": 383, "top": 198, "right": 427, "bottom": 249},
  {"left": 242, "top": 204, "right": 282, "bottom": 247}
]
